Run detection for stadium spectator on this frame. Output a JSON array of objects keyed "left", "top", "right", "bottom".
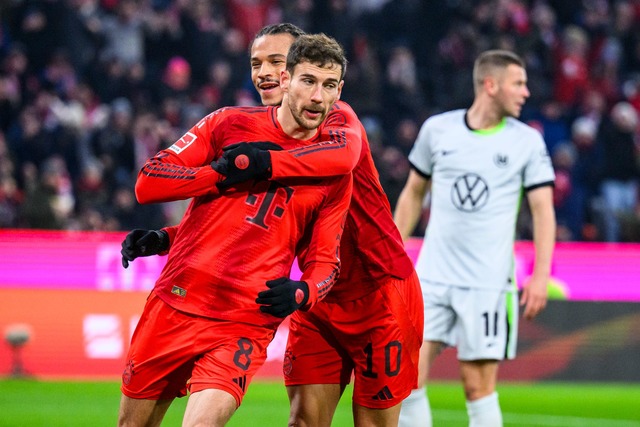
[
  {"left": 74, "top": 159, "right": 109, "bottom": 215},
  {"left": 0, "top": 44, "right": 28, "bottom": 133},
  {"left": 375, "top": 144, "right": 411, "bottom": 210},
  {"left": 527, "top": 99, "right": 571, "bottom": 155},
  {"left": 89, "top": 97, "right": 136, "bottom": 191},
  {"left": 99, "top": 0, "right": 144, "bottom": 68},
  {"left": 0, "top": 0, "right": 638, "bottom": 243},
  {"left": 569, "top": 116, "right": 603, "bottom": 241},
  {"left": 382, "top": 44, "right": 427, "bottom": 132},
  {"left": 0, "top": 131, "right": 22, "bottom": 228},
  {"left": 177, "top": 0, "right": 225, "bottom": 85},
  {"left": 196, "top": 58, "right": 239, "bottom": 112},
  {"left": 394, "top": 50, "right": 556, "bottom": 427},
  {"left": 56, "top": 0, "right": 105, "bottom": 78},
  {"left": 554, "top": 25, "right": 590, "bottom": 111},
  {"left": 107, "top": 185, "right": 166, "bottom": 232},
  {"left": 551, "top": 141, "right": 579, "bottom": 241},
  {"left": 597, "top": 101, "right": 640, "bottom": 242},
  {"left": 20, "top": 155, "right": 75, "bottom": 230}
]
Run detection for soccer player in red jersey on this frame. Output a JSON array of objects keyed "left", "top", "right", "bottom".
[
  {"left": 122, "top": 24, "right": 423, "bottom": 427},
  {"left": 117, "top": 34, "right": 352, "bottom": 427}
]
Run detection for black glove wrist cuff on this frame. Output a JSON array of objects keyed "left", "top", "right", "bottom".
[
  {"left": 155, "top": 230, "right": 170, "bottom": 252},
  {"left": 257, "top": 150, "right": 273, "bottom": 179}
]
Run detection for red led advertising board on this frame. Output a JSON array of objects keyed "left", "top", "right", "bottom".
[{"left": 1, "top": 230, "right": 639, "bottom": 379}]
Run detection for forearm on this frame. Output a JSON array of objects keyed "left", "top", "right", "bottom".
[
  {"left": 299, "top": 262, "right": 340, "bottom": 308},
  {"left": 298, "top": 175, "right": 352, "bottom": 308},
  {"left": 531, "top": 202, "right": 556, "bottom": 281},
  {"left": 135, "top": 159, "right": 223, "bottom": 203},
  {"left": 394, "top": 189, "right": 424, "bottom": 241}
]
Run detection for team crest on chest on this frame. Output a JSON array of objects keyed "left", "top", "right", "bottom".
[{"left": 493, "top": 153, "right": 509, "bottom": 168}]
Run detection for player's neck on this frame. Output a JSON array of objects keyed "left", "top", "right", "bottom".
[
  {"left": 466, "top": 102, "right": 505, "bottom": 130},
  {"left": 276, "top": 105, "right": 319, "bottom": 140}
]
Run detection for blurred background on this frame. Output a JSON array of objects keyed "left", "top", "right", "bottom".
[
  {"left": 0, "top": 0, "right": 638, "bottom": 241},
  {"left": 0, "top": 1, "right": 639, "bottom": 418}
]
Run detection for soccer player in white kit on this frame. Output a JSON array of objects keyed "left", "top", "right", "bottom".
[{"left": 394, "top": 50, "right": 556, "bottom": 427}]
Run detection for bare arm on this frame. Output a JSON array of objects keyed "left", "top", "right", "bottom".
[
  {"left": 521, "top": 185, "right": 556, "bottom": 320},
  {"left": 393, "top": 169, "right": 431, "bottom": 241}
]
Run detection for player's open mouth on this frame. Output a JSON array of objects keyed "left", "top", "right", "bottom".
[
  {"left": 304, "top": 109, "right": 322, "bottom": 118},
  {"left": 259, "top": 82, "right": 279, "bottom": 91}
]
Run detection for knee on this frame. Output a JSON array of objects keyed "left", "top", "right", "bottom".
[
  {"left": 463, "top": 383, "right": 495, "bottom": 402},
  {"left": 287, "top": 412, "right": 317, "bottom": 427}
]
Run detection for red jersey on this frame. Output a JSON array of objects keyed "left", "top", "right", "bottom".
[
  {"left": 271, "top": 101, "right": 414, "bottom": 301},
  {"left": 135, "top": 106, "right": 353, "bottom": 328}
]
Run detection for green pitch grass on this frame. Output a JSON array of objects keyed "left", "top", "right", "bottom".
[{"left": 0, "top": 379, "right": 639, "bottom": 426}]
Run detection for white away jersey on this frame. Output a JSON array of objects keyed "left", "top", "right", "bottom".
[{"left": 409, "top": 109, "right": 555, "bottom": 290}]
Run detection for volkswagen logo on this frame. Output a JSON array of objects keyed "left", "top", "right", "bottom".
[{"left": 451, "top": 173, "right": 489, "bottom": 212}]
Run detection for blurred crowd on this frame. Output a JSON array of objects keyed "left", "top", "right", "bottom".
[{"left": 0, "top": 0, "right": 639, "bottom": 241}]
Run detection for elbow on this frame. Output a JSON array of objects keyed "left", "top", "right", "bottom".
[{"left": 134, "top": 179, "right": 155, "bottom": 204}]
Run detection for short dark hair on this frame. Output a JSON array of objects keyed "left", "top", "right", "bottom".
[
  {"left": 249, "top": 23, "right": 306, "bottom": 56},
  {"left": 254, "top": 23, "right": 306, "bottom": 39},
  {"left": 286, "top": 33, "right": 348, "bottom": 80}
]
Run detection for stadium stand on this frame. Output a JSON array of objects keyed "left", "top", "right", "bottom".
[{"left": 0, "top": 0, "right": 638, "bottom": 241}]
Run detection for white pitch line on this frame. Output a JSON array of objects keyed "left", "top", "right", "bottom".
[{"left": 434, "top": 410, "right": 640, "bottom": 426}]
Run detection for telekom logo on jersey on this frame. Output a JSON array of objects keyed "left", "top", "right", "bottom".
[{"left": 168, "top": 131, "right": 197, "bottom": 154}]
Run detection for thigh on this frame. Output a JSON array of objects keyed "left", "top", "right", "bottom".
[
  {"left": 121, "top": 293, "right": 197, "bottom": 400},
  {"left": 452, "top": 287, "right": 518, "bottom": 361},
  {"left": 423, "top": 282, "right": 456, "bottom": 345},
  {"left": 190, "top": 320, "right": 276, "bottom": 407},
  {"left": 285, "top": 307, "right": 354, "bottom": 387},
  {"left": 340, "top": 276, "right": 423, "bottom": 409}
]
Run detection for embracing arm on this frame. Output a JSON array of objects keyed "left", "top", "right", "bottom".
[
  {"left": 268, "top": 102, "right": 363, "bottom": 179},
  {"left": 255, "top": 174, "right": 353, "bottom": 318},
  {"left": 136, "top": 152, "right": 223, "bottom": 203},
  {"left": 135, "top": 114, "right": 226, "bottom": 204},
  {"left": 297, "top": 174, "right": 353, "bottom": 308}
]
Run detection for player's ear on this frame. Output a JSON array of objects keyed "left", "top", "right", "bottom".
[
  {"left": 484, "top": 75, "right": 499, "bottom": 96},
  {"left": 280, "top": 70, "right": 291, "bottom": 92},
  {"left": 336, "top": 80, "right": 344, "bottom": 100}
]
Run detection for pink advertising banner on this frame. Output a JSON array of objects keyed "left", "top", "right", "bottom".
[
  {"left": 1, "top": 230, "right": 639, "bottom": 301},
  {"left": 1, "top": 230, "right": 638, "bottom": 379}
]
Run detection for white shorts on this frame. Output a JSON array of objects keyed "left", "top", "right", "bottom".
[{"left": 422, "top": 282, "right": 518, "bottom": 361}]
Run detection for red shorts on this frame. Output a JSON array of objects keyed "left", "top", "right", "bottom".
[
  {"left": 284, "top": 272, "right": 423, "bottom": 409},
  {"left": 121, "top": 292, "right": 276, "bottom": 406}
]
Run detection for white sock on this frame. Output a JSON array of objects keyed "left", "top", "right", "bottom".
[
  {"left": 399, "top": 387, "right": 431, "bottom": 427},
  {"left": 466, "top": 392, "right": 502, "bottom": 427}
]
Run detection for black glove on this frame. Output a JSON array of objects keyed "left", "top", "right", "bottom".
[
  {"left": 121, "top": 229, "right": 169, "bottom": 268},
  {"left": 256, "top": 277, "right": 310, "bottom": 318},
  {"left": 215, "top": 142, "right": 283, "bottom": 190}
]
